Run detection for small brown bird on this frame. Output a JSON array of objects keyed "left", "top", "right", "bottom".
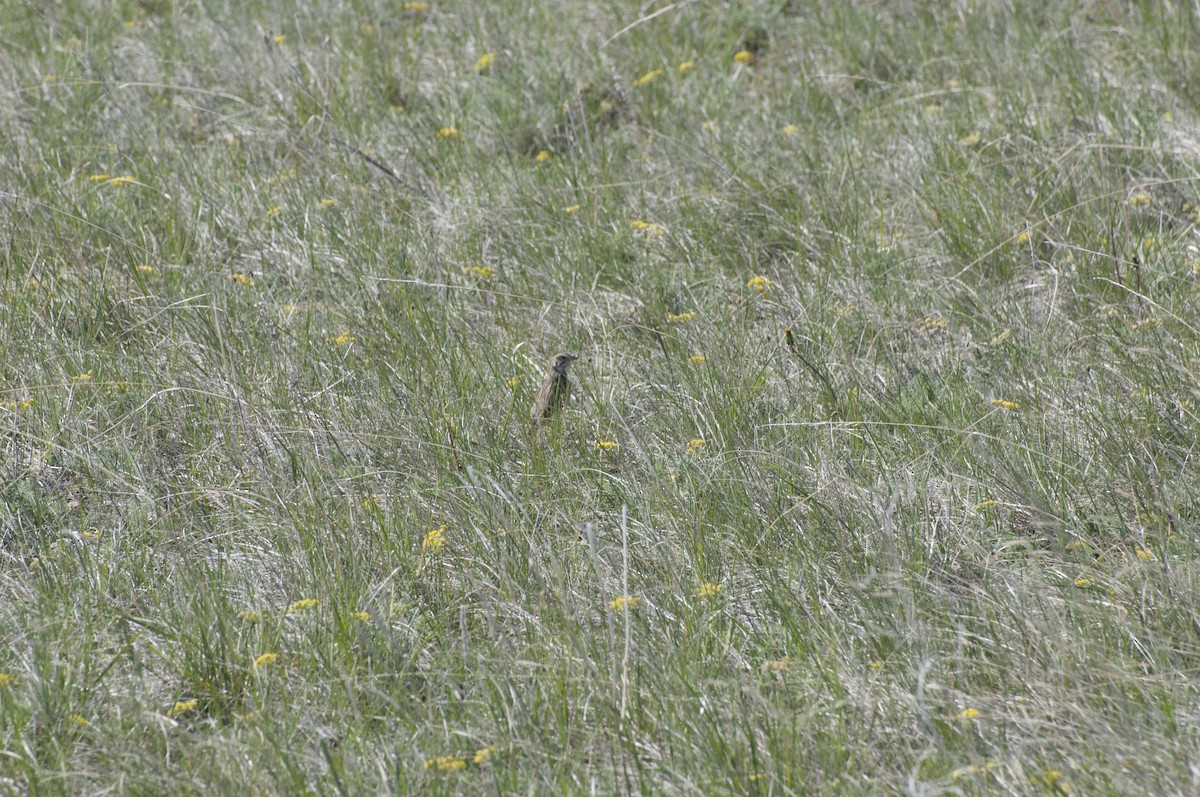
[{"left": 530, "top": 353, "right": 578, "bottom": 421}]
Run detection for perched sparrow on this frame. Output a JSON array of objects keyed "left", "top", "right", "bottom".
[{"left": 530, "top": 353, "right": 578, "bottom": 421}]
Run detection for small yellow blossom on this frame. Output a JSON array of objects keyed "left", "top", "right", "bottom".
[
  {"left": 974, "top": 499, "right": 998, "bottom": 512},
  {"left": 424, "top": 755, "right": 467, "bottom": 771},
  {"left": 630, "top": 219, "right": 665, "bottom": 236},
  {"left": 1030, "top": 770, "right": 1066, "bottom": 788},
  {"left": 71, "top": 370, "right": 93, "bottom": 383},
  {"left": 238, "top": 609, "right": 261, "bottom": 622},
  {"left": 689, "top": 355, "right": 706, "bottom": 363},
  {"left": 463, "top": 265, "right": 494, "bottom": 278},
  {"left": 474, "top": 746, "right": 496, "bottom": 764},
  {"left": 436, "top": 127, "right": 459, "bottom": 140},
  {"left": 0, "top": 674, "right": 12, "bottom": 686},
  {"left": 677, "top": 60, "right": 695, "bottom": 74},
  {"left": 318, "top": 198, "right": 337, "bottom": 208},
  {"left": 534, "top": 150, "right": 551, "bottom": 162},
  {"left": 686, "top": 438, "right": 705, "bottom": 454},
  {"left": 108, "top": 175, "right": 138, "bottom": 187},
  {"left": 633, "top": 68, "right": 664, "bottom": 88},
  {"left": 505, "top": 375, "right": 522, "bottom": 389},
  {"left": 921, "top": 316, "right": 948, "bottom": 331},
  {"left": 563, "top": 204, "right": 581, "bottom": 214},
  {"left": 1127, "top": 193, "right": 1151, "bottom": 207},
  {"left": 289, "top": 598, "right": 320, "bottom": 613},
  {"left": 1, "top": 399, "right": 34, "bottom": 411},
  {"left": 124, "top": 19, "right": 137, "bottom": 29},
  {"left": 69, "top": 714, "right": 90, "bottom": 726},
  {"left": 137, "top": 264, "right": 158, "bottom": 275},
  {"left": 733, "top": 50, "right": 754, "bottom": 64},
  {"left": 265, "top": 206, "right": 282, "bottom": 217},
  {"left": 1015, "top": 230, "right": 1031, "bottom": 245},
  {"left": 869, "top": 661, "right": 883, "bottom": 671},
  {"left": 351, "top": 611, "right": 371, "bottom": 621},
  {"left": 958, "top": 708, "right": 981, "bottom": 720},
  {"left": 1073, "top": 577, "right": 1095, "bottom": 588},
  {"left": 610, "top": 595, "right": 641, "bottom": 611},
  {"left": 991, "top": 399, "right": 1020, "bottom": 411},
  {"left": 747, "top": 276, "right": 771, "bottom": 292},
  {"left": 667, "top": 311, "right": 697, "bottom": 323},
  {"left": 473, "top": 53, "right": 495, "bottom": 73},
  {"left": 402, "top": 1, "right": 428, "bottom": 10},
  {"left": 1132, "top": 317, "right": 1162, "bottom": 331},
  {"left": 1135, "top": 547, "right": 1155, "bottom": 561},
  {"left": 273, "top": 34, "right": 287, "bottom": 44},
  {"left": 89, "top": 174, "right": 110, "bottom": 182},
  {"left": 423, "top": 526, "right": 447, "bottom": 553},
  {"left": 595, "top": 440, "right": 619, "bottom": 450},
  {"left": 168, "top": 700, "right": 199, "bottom": 717},
  {"left": 695, "top": 582, "right": 722, "bottom": 599},
  {"left": 229, "top": 272, "right": 255, "bottom": 286},
  {"left": 781, "top": 124, "right": 799, "bottom": 136},
  {"left": 253, "top": 652, "right": 279, "bottom": 668}
]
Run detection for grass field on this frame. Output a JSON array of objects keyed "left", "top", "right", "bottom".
[{"left": 3, "top": 0, "right": 1200, "bottom": 793}]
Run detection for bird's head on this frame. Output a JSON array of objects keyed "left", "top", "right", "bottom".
[{"left": 551, "top": 353, "right": 578, "bottom": 372}]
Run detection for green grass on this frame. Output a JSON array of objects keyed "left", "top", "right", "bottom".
[{"left": 2, "top": 0, "right": 1199, "bottom": 793}]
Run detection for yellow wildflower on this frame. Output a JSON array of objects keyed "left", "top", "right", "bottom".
[
  {"left": 423, "top": 526, "right": 447, "bottom": 553},
  {"left": 1015, "top": 230, "right": 1031, "bottom": 244},
  {"left": 238, "top": 609, "right": 261, "bottom": 622},
  {"left": 229, "top": 272, "right": 255, "bottom": 286},
  {"left": 677, "top": 60, "right": 695, "bottom": 74},
  {"left": 265, "top": 206, "right": 282, "bottom": 217},
  {"left": 71, "top": 370, "right": 93, "bottom": 383},
  {"left": 89, "top": 174, "right": 110, "bottom": 182},
  {"left": 733, "top": 50, "right": 754, "bottom": 63},
  {"left": 436, "top": 127, "right": 459, "bottom": 140},
  {"left": 746, "top": 275, "right": 771, "bottom": 292},
  {"left": 595, "top": 440, "right": 619, "bottom": 450},
  {"left": 463, "top": 265, "right": 494, "bottom": 278},
  {"left": 69, "top": 715, "right": 89, "bottom": 726},
  {"left": 991, "top": 399, "right": 1019, "bottom": 411},
  {"left": 958, "top": 708, "right": 981, "bottom": 720},
  {"left": 505, "top": 375, "right": 522, "bottom": 389},
  {"left": 0, "top": 674, "right": 11, "bottom": 686},
  {"left": 563, "top": 204, "right": 581, "bottom": 214},
  {"left": 474, "top": 746, "right": 496, "bottom": 764},
  {"left": 632, "top": 68, "right": 664, "bottom": 88},
  {"left": 1127, "top": 193, "right": 1150, "bottom": 207},
  {"left": 974, "top": 499, "right": 998, "bottom": 511},
  {"left": 630, "top": 219, "right": 665, "bottom": 236},
  {"left": 273, "top": 34, "right": 287, "bottom": 45},
  {"left": 667, "top": 311, "right": 697, "bottom": 323},
  {"left": 1135, "top": 547, "right": 1155, "bottom": 561},
  {"left": 424, "top": 755, "right": 467, "bottom": 771},
  {"left": 610, "top": 595, "right": 641, "bottom": 611},
  {"left": 781, "top": 124, "right": 799, "bottom": 136},
  {"left": 137, "top": 264, "right": 158, "bottom": 275},
  {"left": 1073, "top": 577, "right": 1095, "bottom": 588},
  {"left": 473, "top": 52, "right": 495, "bottom": 73},
  {"left": 689, "top": 355, "right": 706, "bottom": 363},
  {"left": 761, "top": 657, "right": 790, "bottom": 673},
  {"left": 695, "top": 582, "right": 722, "bottom": 599},
  {"left": 253, "top": 652, "right": 279, "bottom": 668},
  {"left": 168, "top": 700, "right": 199, "bottom": 717},
  {"left": 869, "top": 661, "right": 883, "bottom": 671},
  {"left": 687, "top": 438, "right": 705, "bottom": 454},
  {"left": 351, "top": 611, "right": 370, "bottom": 621},
  {"left": 402, "top": 1, "right": 428, "bottom": 10},
  {"left": 288, "top": 598, "right": 319, "bottom": 613},
  {"left": 108, "top": 176, "right": 138, "bottom": 187},
  {"left": 318, "top": 198, "right": 337, "bottom": 208},
  {"left": 534, "top": 150, "right": 551, "bottom": 162}
]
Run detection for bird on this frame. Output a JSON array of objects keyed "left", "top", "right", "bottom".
[{"left": 530, "top": 353, "right": 578, "bottom": 421}]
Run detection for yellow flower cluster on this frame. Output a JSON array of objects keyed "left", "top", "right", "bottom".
[
  {"left": 168, "top": 700, "right": 198, "bottom": 717},
  {"left": 424, "top": 755, "right": 466, "bottom": 771},
  {"left": 630, "top": 220, "right": 665, "bottom": 236},
  {"left": 667, "top": 311, "right": 697, "bottom": 323},
  {"left": 686, "top": 438, "right": 705, "bottom": 454},
  {"left": 289, "top": 598, "right": 319, "bottom": 613},
  {"left": 695, "top": 582, "right": 722, "bottom": 599},
  {"left": 610, "top": 595, "right": 641, "bottom": 611},
  {"left": 595, "top": 440, "right": 618, "bottom": 450},
  {"left": 991, "top": 399, "right": 1019, "bottom": 411},
  {"left": 423, "top": 526, "right": 447, "bottom": 553}
]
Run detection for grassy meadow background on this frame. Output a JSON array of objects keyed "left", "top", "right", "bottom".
[{"left": 3, "top": 0, "right": 1200, "bottom": 793}]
